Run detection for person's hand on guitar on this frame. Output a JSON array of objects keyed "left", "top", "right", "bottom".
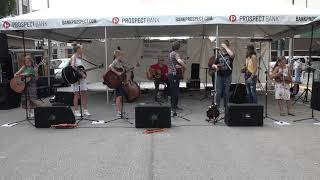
[{"left": 211, "top": 64, "right": 223, "bottom": 71}]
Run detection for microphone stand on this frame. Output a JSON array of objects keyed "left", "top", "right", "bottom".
[
  {"left": 5, "top": 75, "right": 35, "bottom": 126},
  {"left": 200, "top": 67, "right": 210, "bottom": 101}
]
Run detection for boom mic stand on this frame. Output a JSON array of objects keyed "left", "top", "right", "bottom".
[
  {"left": 105, "top": 93, "right": 133, "bottom": 124},
  {"left": 258, "top": 53, "right": 279, "bottom": 122},
  {"left": 293, "top": 67, "right": 320, "bottom": 123},
  {"left": 200, "top": 67, "right": 210, "bottom": 101},
  {"left": 75, "top": 80, "right": 101, "bottom": 125},
  {"left": 5, "top": 75, "right": 35, "bottom": 126}
]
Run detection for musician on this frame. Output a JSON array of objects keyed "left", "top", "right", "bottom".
[
  {"left": 108, "top": 50, "right": 135, "bottom": 117},
  {"left": 270, "top": 56, "right": 295, "bottom": 116},
  {"left": 14, "top": 55, "right": 41, "bottom": 118},
  {"left": 70, "top": 45, "right": 90, "bottom": 117},
  {"left": 168, "top": 41, "right": 186, "bottom": 116},
  {"left": 211, "top": 40, "right": 235, "bottom": 111},
  {"left": 149, "top": 56, "right": 169, "bottom": 100},
  {"left": 244, "top": 44, "right": 258, "bottom": 103}
]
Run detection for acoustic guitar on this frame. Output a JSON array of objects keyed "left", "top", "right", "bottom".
[
  {"left": 103, "top": 62, "right": 139, "bottom": 89},
  {"left": 62, "top": 64, "right": 104, "bottom": 84},
  {"left": 10, "top": 59, "right": 46, "bottom": 93}
]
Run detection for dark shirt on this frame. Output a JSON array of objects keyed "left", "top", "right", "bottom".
[{"left": 215, "top": 52, "right": 233, "bottom": 76}]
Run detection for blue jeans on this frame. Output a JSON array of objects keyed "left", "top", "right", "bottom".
[
  {"left": 216, "top": 74, "right": 232, "bottom": 108},
  {"left": 294, "top": 68, "right": 302, "bottom": 83},
  {"left": 168, "top": 73, "right": 180, "bottom": 111},
  {"left": 245, "top": 76, "right": 257, "bottom": 103}
]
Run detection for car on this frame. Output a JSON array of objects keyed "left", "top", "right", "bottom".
[{"left": 50, "top": 58, "right": 70, "bottom": 86}]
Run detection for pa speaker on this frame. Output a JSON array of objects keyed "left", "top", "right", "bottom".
[
  {"left": 135, "top": 105, "right": 171, "bottom": 128},
  {"left": 0, "top": 83, "right": 21, "bottom": 110},
  {"left": 191, "top": 63, "right": 200, "bottom": 79},
  {"left": 0, "top": 56, "right": 14, "bottom": 83},
  {"left": 0, "top": 33, "right": 8, "bottom": 58},
  {"left": 34, "top": 106, "right": 76, "bottom": 128},
  {"left": 225, "top": 104, "right": 263, "bottom": 126},
  {"left": 311, "top": 82, "right": 320, "bottom": 111}
]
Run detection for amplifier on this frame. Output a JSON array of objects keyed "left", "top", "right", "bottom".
[
  {"left": 135, "top": 105, "right": 171, "bottom": 128},
  {"left": 34, "top": 106, "right": 76, "bottom": 128},
  {"left": 225, "top": 104, "right": 263, "bottom": 126}
]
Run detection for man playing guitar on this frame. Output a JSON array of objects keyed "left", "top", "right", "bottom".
[
  {"left": 168, "top": 41, "right": 186, "bottom": 116},
  {"left": 14, "top": 55, "right": 41, "bottom": 118},
  {"left": 148, "top": 56, "right": 169, "bottom": 101},
  {"left": 70, "top": 45, "right": 90, "bottom": 117}
]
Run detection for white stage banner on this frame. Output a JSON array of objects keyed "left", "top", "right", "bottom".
[{"left": 1, "top": 15, "right": 318, "bottom": 30}]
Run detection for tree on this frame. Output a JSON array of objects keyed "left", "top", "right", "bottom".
[{"left": 0, "top": 0, "right": 16, "bottom": 18}]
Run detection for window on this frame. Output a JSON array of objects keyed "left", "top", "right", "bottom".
[
  {"left": 67, "top": 49, "right": 73, "bottom": 58},
  {"left": 52, "top": 49, "right": 58, "bottom": 59}
]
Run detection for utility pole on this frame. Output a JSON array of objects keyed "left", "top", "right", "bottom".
[
  {"left": 292, "top": 0, "right": 294, "bottom": 5},
  {"left": 47, "top": 0, "right": 50, "bottom": 8}
]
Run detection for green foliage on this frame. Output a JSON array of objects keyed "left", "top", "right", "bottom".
[{"left": 0, "top": 0, "right": 16, "bottom": 17}]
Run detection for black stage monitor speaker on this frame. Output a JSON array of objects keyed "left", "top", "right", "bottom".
[
  {"left": 135, "top": 105, "right": 171, "bottom": 128},
  {"left": 0, "top": 83, "right": 21, "bottom": 110},
  {"left": 191, "top": 63, "right": 200, "bottom": 79},
  {"left": 34, "top": 106, "right": 76, "bottom": 128},
  {"left": 311, "top": 82, "right": 320, "bottom": 111},
  {"left": 0, "top": 33, "right": 9, "bottom": 58},
  {"left": 225, "top": 104, "right": 263, "bottom": 126}
]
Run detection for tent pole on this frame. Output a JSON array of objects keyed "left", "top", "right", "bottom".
[
  {"left": 214, "top": 24, "right": 219, "bottom": 92},
  {"left": 47, "top": 36, "right": 52, "bottom": 91},
  {"left": 104, "top": 26, "right": 109, "bottom": 103},
  {"left": 289, "top": 37, "right": 294, "bottom": 60},
  {"left": 22, "top": 31, "right": 26, "bottom": 56}
]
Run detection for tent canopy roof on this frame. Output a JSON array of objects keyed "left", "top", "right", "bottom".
[{"left": 1, "top": 1, "right": 320, "bottom": 41}]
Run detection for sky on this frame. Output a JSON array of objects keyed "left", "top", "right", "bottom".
[{"left": 31, "top": 0, "right": 320, "bottom": 11}]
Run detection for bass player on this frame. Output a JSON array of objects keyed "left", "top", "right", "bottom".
[{"left": 108, "top": 50, "right": 138, "bottom": 117}]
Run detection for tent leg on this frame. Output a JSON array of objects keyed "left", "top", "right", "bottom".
[
  {"left": 22, "top": 31, "right": 26, "bottom": 56},
  {"left": 104, "top": 27, "right": 109, "bottom": 104},
  {"left": 47, "top": 36, "right": 52, "bottom": 91}
]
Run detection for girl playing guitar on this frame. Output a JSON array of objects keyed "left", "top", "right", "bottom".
[
  {"left": 14, "top": 55, "right": 41, "bottom": 118},
  {"left": 70, "top": 45, "right": 90, "bottom": 117}
]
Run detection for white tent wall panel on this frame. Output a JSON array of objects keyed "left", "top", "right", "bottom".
[{"left": 81, "top": 38, "right": 271, "bottom": 85}]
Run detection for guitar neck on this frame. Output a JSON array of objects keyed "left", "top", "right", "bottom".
[{"left": 84, "top": 65, "right": 104, "bottom": 72}]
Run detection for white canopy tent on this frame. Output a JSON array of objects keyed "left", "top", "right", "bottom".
[{"left": 1, "top": 1, "right": 320, "bottom": 102}]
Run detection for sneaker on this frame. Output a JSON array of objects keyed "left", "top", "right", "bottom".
[
  {"left": 176, "top": 106, "right": 183, "bottom": 111},
  {"left": 74, "top": 110, "right": 81, "bottom": 117},
  {"left": 116, "top": 111, "right": 122, "bottom": 118},
  {"left": 83, "top": 109, "right": 91, "bottom": 116},
  {"left": 117, "top": 112, "right": 128, "bottom": 119},
  {"left": 171, "top": 110, "right": 177, "bottom": 117},
  {"left": 28, "top": 111, "right": 34, "bottom": 118}
]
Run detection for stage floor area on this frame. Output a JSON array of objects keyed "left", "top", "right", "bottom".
[{"left": 0, "top": 91, "right": 320, "bottom": 180}]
